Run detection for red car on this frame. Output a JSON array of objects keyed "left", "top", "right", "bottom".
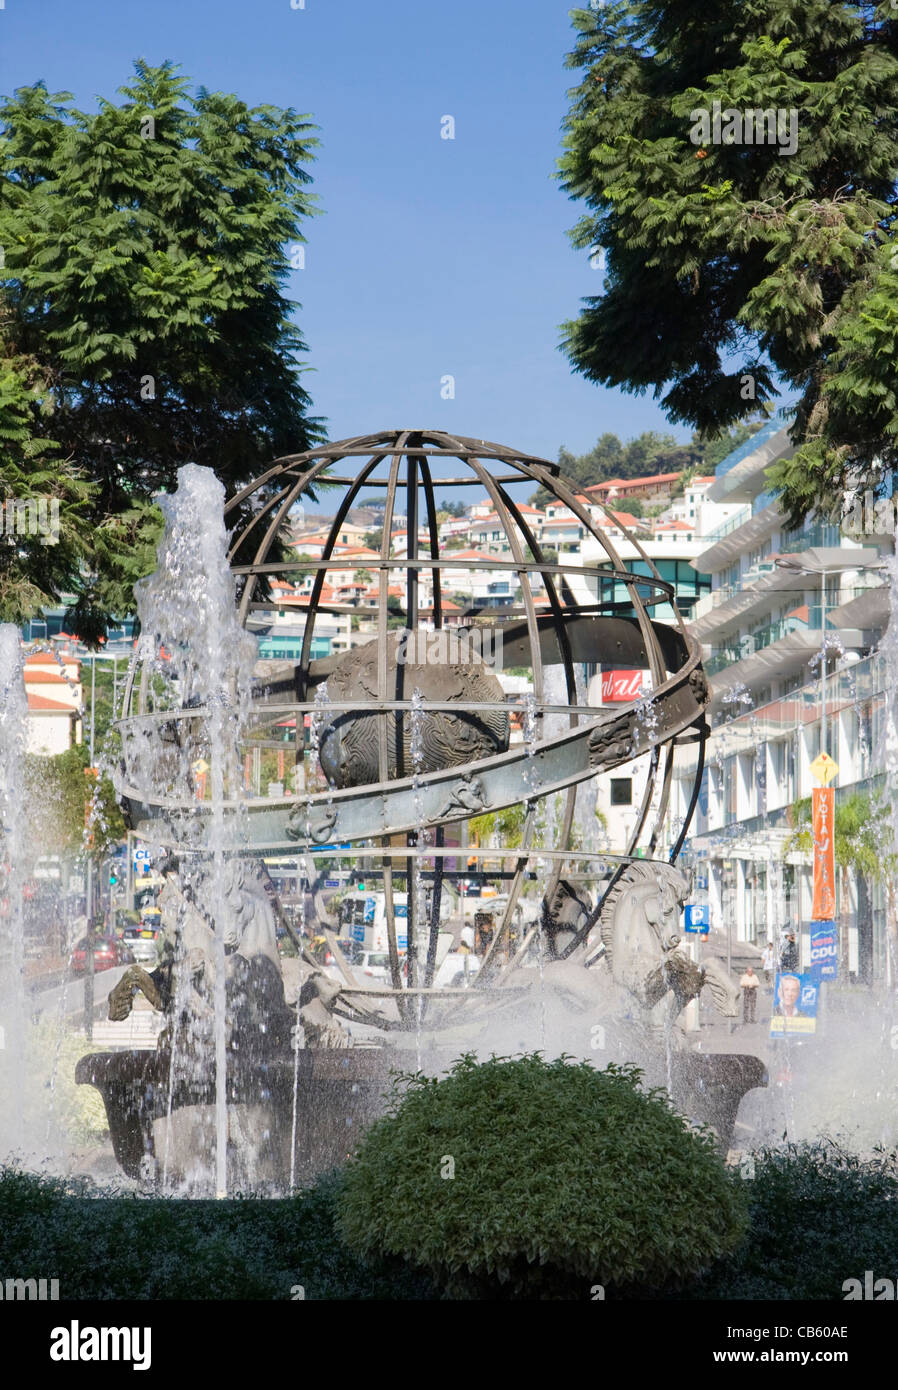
[{"left": 69, "top": 935, "right": 134, "bottom": 974}]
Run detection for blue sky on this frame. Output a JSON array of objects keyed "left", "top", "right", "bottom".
[{"left": 0, "top": 0, "right": 690, "bottom": 482}]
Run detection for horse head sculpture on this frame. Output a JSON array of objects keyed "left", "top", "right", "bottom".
[{"left": 598, "top": 862, "right": 738, "bottom": 1021}]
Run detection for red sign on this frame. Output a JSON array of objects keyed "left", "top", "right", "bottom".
[
  {"left": 812, "top": 786, "right": 836, "bottom": 921},
  {"left": 601, "top": 669, "right": 645, "bottom": 702}
]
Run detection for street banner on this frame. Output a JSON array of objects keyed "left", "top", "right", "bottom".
[
  {"left": 809, "top": 919, "right": 839, "bottom": 981},
  {"left": 811, "top": 786, "right": 836, "bottom": 920},
  {"left": 770, "top": 971, "right": 818, "bottom": 1037}
]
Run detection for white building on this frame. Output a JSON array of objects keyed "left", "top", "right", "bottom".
[
  {"left": 23, "top": 652, "right": 82, "bottom": 755},
  {"left": 688, "top": 419, "right": 883, "bottom": 717},
  {"left": 665, "top": 417, "right": 894, "bottom": 982}
]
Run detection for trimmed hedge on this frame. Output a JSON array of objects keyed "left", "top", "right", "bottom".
[
  {"left": 3, "top": 1124, "right": 895, "bottom": 1299},
  {"left": 0, "top": 1167, "right": 435, "bottom": 1300},
  {"left": 683, "top": 1142, "right": 898, "bottom": 1300},
  {"left": 336, "top": 1053, "right": 748, "bottom": 1298}
]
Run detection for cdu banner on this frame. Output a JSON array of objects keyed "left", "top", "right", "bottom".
[
  {"left": 811, "top": 786, "right": 836, "bottom": 921},
  {"left": 809, "top": 919, "right": 839, "bottom": 981}
]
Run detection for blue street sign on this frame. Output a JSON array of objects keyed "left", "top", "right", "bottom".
[
  {"left": 809, "top": 920, "right": 839, "bottom": 981},
  {"left": 684, "top": 903, "right": 710, "bottom": 934},
  {"left": 324, "top": 879, "right": 340, "bottom": 888}
]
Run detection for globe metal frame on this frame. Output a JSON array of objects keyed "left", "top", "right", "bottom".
[{"left": 119, "top": 429, "right": 709, "bottom": 1025}]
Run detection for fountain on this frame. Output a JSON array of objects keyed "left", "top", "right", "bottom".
[{"left": 66, "top": 431, "right": 766, "bottom": 1191}]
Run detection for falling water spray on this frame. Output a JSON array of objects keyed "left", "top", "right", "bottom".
[{"left": 0, "top": 625, "right": 28, "bottom": 1158}]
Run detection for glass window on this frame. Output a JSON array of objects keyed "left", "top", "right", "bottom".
[{"left": 610, "top": 778, "right": 632, "bottom": 806}]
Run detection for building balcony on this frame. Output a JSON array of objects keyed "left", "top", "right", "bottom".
[{"left": 707, "top": 624, "right": 864, "bottom": 693}]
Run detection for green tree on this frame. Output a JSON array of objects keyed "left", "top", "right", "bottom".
[
  {"left": 0, "top": 60, "right": 323, "bottom": 639},
  {"left": 0, "top": 302, "right": 96, "bottom": 622},
  {"left": 386, "top": 594, "right": 406, "bottom": 629},
  {"left": 468, "top": 803, "right": 527, "bottom": 852},
  {"left": 26, "top": 745, "right": 125, "bottom": 859},
  {"left": 558, "top": 2, "right": 898, "bottom": 524}
]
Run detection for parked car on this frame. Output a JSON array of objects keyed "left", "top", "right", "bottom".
[
  {"left": 434, "top": 951, "right": 481, "bottom": 989},
  {"left": 69, "top": 935, "right": 134, "bottom": 974},
  {"left": 354, "top": 950, "right": 392, "bottom": 985},
  {"left": 122, "top": 925, "right": 161, "bottom": 966}
]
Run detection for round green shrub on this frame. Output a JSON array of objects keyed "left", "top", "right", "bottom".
[{"left": 336, "top": 1053, "right": 748, "bottom": 1297}]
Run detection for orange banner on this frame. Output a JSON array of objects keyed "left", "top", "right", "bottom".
[{"left": 812, "top": 786, "right": 836, "bottom": 920}]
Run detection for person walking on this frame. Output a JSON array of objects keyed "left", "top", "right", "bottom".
[
  {"left": 780, "top": 932, "right": 799, "bottom": 973},
  {"left": 740, "top": 966, "right": 760, "bottom": 1023},
  {"left": 761, "top": 942, "right": 775, "bottom": 988}
]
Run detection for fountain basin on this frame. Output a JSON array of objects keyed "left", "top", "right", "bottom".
[
  {"left": 75, "top": 1048, "right": 397, "bottom": 1189},
  {"left": 77, "top": 1045, "right": 766, "bottom": 1189}
]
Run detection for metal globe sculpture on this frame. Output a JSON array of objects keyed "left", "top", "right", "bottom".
[{"left": 118, "top": 429, "right": 710, "bottom": 1021}]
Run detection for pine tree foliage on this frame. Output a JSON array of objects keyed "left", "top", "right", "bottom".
[
  {"left": 0, "top": 60, "right": 322, "bottom": 637},
  {"left": 559, "top": 2, "right": 898, "bottom": 523}
]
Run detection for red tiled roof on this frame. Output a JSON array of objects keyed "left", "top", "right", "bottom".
[
  {"left": 587, "top": 472, "right": 682, "bottom": 492},
  {"left": 595, "top": 510, "right": 644, "bottom": 529},
  {"left": 286, "top": 583, "right": 337, "bottom": 604},
  {"left": 23, "top": 670, "right": 77, "bottom": 685},
  {"left": 25, "top": 652, "right": 80, "bottom": 667},
  {"left": 445, "top": 549, "right": 504, "bottom": 561},
  {"left": 27, "top": 693, "right": 76, "bottom": 713}
]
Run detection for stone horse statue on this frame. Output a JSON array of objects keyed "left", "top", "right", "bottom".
[
  {"left": 108, "top": 856, "right": 353, "bottom": 1053},
  {"left": 108, "top": 858, "right": 294, "bottom": 1057},
  {"left": 597, "top": 862, "right": 738, "bottom": 1024}
]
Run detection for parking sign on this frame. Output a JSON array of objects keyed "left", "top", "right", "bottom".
[{"left": 684, "top": 904, "right": 710, "bottom": 933}]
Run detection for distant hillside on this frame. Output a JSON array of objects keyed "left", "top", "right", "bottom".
[{"left": 532, "top": 420, "right": 767, "bottom": 508}]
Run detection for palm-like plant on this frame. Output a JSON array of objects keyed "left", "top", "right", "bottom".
[{"left": 783, "top": 792, "right": 898, "bottom": 984}]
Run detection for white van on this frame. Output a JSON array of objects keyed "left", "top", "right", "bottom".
[
  {"left": 339, "top": 892, "right": 409, "bottom": 953},
  {"left": 339, "top": 889, "right": 452, "bottom": 953}
]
